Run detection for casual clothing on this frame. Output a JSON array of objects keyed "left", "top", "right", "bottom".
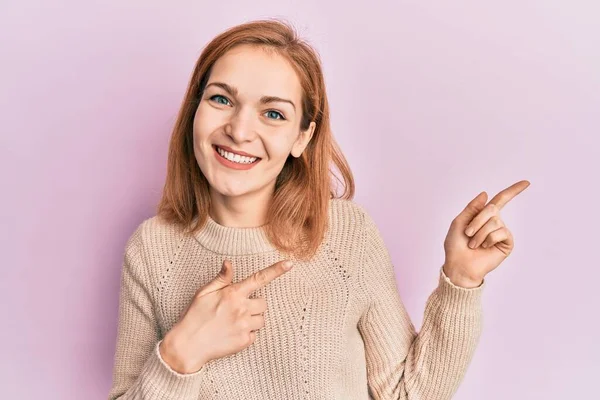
[{"left": 108, "top": 198, "right": 484, "bottom": 399}]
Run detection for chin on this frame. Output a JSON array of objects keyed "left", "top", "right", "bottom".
[{"left": 210, "top": 182, "right": 254, "bottom": 198}]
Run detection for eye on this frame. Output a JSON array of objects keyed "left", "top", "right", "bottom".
[
  {"left": 265, "top": 110, "right": 285, "bottom": 120},
  {"left": 209, "top": 94, "right": 231, "bottom": 106}
]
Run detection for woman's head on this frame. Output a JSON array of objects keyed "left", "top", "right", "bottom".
[
  {"left": 193, "top": 43, "right": 316, "bottom": 200},
  {"left": 158, "top": 18, "right": 354, "bottom": 260}
]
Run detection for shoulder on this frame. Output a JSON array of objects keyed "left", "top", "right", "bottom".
[
  {"left": 327, "top": 197, "right": 372, "bottom": 230},
  {"left": 325, "top": 198, "right": 373, "bottom": 249},
  {"left": 120, "top": 215, "right": 191, "bottom": 291},
  {"left": 126, "top": 214, "right": 182, "bottom": 243},
  {"left": 327, "top": 198, "right": 388, "bottom": 256},
  {"left": 325, "top": 199, "right": 390, "bottom": 286},
  {"left": 124, "top": 214, "right": 188, "bottom": 266}
]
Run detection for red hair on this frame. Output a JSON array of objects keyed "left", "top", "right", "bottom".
[{"left": 157, "top": 18, "right": 355, "bottom": 260}]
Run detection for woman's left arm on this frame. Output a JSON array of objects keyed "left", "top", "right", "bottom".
[
  {"left": 357, "top": 211, "right": 484, "bottom": 400},
  {"left": 358, "top": 180, "right": 529, "bottom": 400}
]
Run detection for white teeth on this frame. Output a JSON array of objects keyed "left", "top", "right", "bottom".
[{"left": 216, "top": 146, "right": 258, "bottom": 164}]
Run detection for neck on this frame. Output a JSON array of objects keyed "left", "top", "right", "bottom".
[{"left": 209, "top": 184, "right": 274, "bottom": 228}]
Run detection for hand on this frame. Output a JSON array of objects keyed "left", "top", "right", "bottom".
[
  {"left": 442, "top": 180, "right": 531, "bottom": 288},
  {"left": 159, "top": 258, "right": 294, "bottom": 374}
]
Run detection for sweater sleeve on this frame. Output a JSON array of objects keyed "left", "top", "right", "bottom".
[
  {"left": 357, "top": 210, "right": 485, "bottom": 400},
  {"left": 107, "top": 224, "right": 207, "bottom": 400}
]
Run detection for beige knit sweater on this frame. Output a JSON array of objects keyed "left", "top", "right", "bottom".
[{"left": 108, "top": 198, "right": 485, "bottom": 400}]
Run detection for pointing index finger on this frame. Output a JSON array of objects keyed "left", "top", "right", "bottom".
[
  {"left": 487, "top": 180, "right": 530, "bottom": 210},
  {"left": 234, "top": 260, "right": 293, "bottom": 297}
]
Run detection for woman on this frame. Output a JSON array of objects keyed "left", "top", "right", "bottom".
[{"left": 108, "top": 18, "right": 529, "bottom": 400}]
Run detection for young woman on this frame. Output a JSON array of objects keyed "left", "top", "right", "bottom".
[{"left": 108, "top": 19, "right": 529, "bottom": 400}]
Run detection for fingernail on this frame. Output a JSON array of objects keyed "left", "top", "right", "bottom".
[
  {"left": 465, "top": 228, "right": 474, "bottom": 236},
  {"left": 283, "top": 261, "right": 293, "bottom": 270},
  {"left": 469, "top": 240, "right": 476, "bottom": 248}
]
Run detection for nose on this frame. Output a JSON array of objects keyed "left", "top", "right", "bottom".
[{"left": 224, "top": 108, "right": 257, "bottom": 143}]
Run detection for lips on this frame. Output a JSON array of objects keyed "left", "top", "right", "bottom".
[
  {"left": 214, "top": 144, "right": 261, "bottom": 159},
  {"left": 213, "top": 144, "right": 261, "bottom": 170}
]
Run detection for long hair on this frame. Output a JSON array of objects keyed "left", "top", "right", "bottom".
[{"left": 157, "top": 18, "right": 354, "bottom": 260}]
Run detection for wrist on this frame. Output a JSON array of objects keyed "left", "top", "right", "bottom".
[
  {"left": 160, "top": 331, "right": 207, "bottom": 374},
  {"left": 442, "top": 264, "right": 484, "bottom": 289}
]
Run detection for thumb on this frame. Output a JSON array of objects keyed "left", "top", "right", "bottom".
[
  {"left": 196, "top": 260, "right": 234, "bottom": 297},
  {"left": 456, "top": 191, "right": 488, "bottom": 225},
  {"left": 215, "top": 259, "right": 234, "bottom": 285}
]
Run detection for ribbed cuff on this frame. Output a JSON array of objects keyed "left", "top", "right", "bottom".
[
  {"left": 435, "top": 266, "right": 485, "bottom": 312},
  {"left": 138, "top": 340, "right": 207, "bottom": 399}
]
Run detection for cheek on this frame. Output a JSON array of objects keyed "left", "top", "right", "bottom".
[
  {"left": 193, "top": 110, "right": 222, "bottom": 156},
  {"left": 264, "top": 129, "right": 299, "bottom": 160},
  {"left": 193, "top": 106, "right": 208, "bottom": 136},
  {"left": 194, "top": 103, "right": 224, "bottom": 135}
]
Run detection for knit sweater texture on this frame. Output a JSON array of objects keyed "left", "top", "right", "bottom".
[{"left": 108, "top": 198, "right": 485, "bottom": 400}]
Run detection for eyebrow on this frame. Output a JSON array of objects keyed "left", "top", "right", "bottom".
[{"left": 205, "top": 81, "right": 296, "bottom": 111}]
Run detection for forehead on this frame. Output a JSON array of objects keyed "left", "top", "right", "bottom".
[{"left": 208, "top": 44, "right": 302, "bottom": 102}]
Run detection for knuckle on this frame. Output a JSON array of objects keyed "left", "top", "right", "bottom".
[
  {"left": 506, "top": 245, "right": 514, "bottom": 256},
  {"left": 467, "top": 204, "right": 480, "bottom": 215},
  {"left": 238, "top": 318, "right": 250, "bottom": 331},
  {"left": 214, "top": 273, "right": 228, "bottom": 285},
  {"left": 238, "top": 333, "right": 251, "bottom": 348},
  {"left": 254, "top": 270, "right": 268, "bottom": 285},
  {"left": 236, "top": 305, "right": 248, "bottom": 316}
]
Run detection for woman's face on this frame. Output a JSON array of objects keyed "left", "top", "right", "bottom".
[{"left": 193, "top": 44, "right": 316, "bottom": 200}]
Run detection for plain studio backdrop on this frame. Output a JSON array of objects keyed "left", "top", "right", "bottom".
[{"left": 1, "top": 0, "right": 598, "bottom": 399}]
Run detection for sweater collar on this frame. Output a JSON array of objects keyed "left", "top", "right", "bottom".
[{"left": 193, "top": 213, "right": 277, "bottom": 255}]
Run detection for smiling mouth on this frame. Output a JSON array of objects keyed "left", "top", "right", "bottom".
[{"left": 213, "top": 145, "right": 262, "bottom": 164}]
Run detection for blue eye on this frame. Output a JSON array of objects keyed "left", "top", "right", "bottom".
[
  {"left": 265, "top": 110, "right": 285, "bottom": 120},
  {"left": 209, "top": 95, "right": 285, "bottom": 120},
  {"left": 209, "top": 95, "right": 230, "bottom": 105}
]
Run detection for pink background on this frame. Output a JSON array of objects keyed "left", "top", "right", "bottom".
[{"left": 1, "top": 1, "right": 598, "bottom": 398}]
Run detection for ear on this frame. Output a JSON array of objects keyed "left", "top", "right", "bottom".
[{"left": 291, "top": 121, "right": 316, "bottom": 158}]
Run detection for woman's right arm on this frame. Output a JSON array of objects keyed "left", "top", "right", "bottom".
[{"left": 107, "top": 224, "right": 207, "bottom": 400}]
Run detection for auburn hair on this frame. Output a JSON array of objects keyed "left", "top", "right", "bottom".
[{"left": 156, "top": 18, "right": 355, "bottom": 261}]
